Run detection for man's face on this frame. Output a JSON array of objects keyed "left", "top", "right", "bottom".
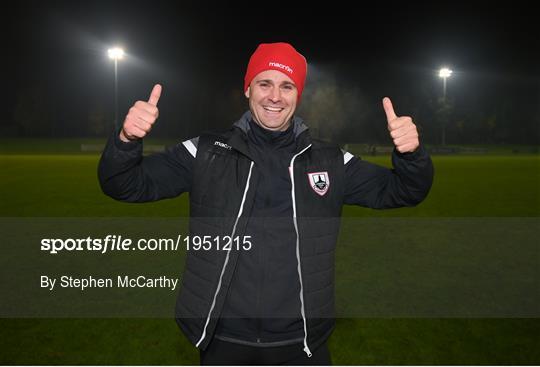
[{"left": 245, "top": 69, "right": 298, "bottom": 131}]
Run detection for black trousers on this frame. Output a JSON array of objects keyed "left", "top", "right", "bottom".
[{"left": 200, "top": 338, "right": 332, "bottom": 365}]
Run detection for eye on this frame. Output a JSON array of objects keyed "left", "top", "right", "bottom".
[
  {"left": 259, "top": 82, "right": 269, "bottom": 88},
  {"left": 281, "top": 84, "right": 294, "bottom": 91}
]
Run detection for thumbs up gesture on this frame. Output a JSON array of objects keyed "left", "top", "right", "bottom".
[
  {"left": 119, "top": 84, "right": 162, "bottom": 142},
  {"left": 382, "top": 97, "right": 419, "bottom": 153}
]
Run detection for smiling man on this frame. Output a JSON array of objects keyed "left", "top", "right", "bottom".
[
  {"left": 246, "top": 69, "right": 297, "bottom": 130},
  {"left": 243, "top": 43, "right": 306, "bottom": 131},
  {"left": 98, "top": 42, "right": 434, "bottom": 365}
]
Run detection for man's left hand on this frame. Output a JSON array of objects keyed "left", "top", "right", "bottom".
[{"left": 382, "top": 97, "right": 420, "bottom": 153}]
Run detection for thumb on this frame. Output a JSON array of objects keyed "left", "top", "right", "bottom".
[
  {"left": 382, "top": 97, "right": 397, "bottom": 122},
  {"left": 148, "top": 84, "right": 162, "bottom": 106}
]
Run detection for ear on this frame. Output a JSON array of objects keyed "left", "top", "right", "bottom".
[{"left": 244, "top": 87, "right": 250, "bottom": 99}]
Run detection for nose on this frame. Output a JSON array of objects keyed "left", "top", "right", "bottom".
[{"left": 268, "top": 86, "right": 281, "bottom": 103}]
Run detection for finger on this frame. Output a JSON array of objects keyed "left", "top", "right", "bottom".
[
  {"left": 395, "top": 130, "right": 419, "bottom": 145},
  {"left": 390, "top": 124, "right": 415, "bottom": 139},
  {"left": 382, "top": 97, "right": 397, "bottom": 122},
  {"left": 394, "top": 135, "right": 412, "bottom": 147},
  {"left": 148, "top": 84, "right": 162, "bottom": 106},
  {"left": 390, "top": 126, "right": 408, "bottom": 139},
  {"left": 134, "top": 117, "right": 152, "bottom": 132},
  {"left": 136, "top": 102, "right": 159, "bottom": 117},
  {"left": 388, "top": 116, "right": 412, "bottom": 131},
  {"left": 127, "top": 126, "right": 148, "bottom": 139},
  {"left": 394, "top": 131, "right": 418, "bottom": 146},
  {"left": 135, "top": 108, "right": 157, "bottom": 124}
]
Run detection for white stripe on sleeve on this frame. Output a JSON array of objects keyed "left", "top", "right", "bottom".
[
  {"left": 343, "top": 151, "right": 354, "bottom": 164},
  {"left": 182, "top": 139, "right": 197, "bottom": 158}
]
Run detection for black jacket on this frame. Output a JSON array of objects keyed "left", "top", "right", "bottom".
[
  {"left": 214, "top": 118, "right": 304, "bottom": 347},
  {"left": 98, "top": 111, "right": 434, "bottom": 357}
]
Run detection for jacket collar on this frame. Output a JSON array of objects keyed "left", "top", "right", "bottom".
[
  {"left": 228, "top": 111, "right": 312, "bottom": 159},
  {"left": 233, "top": 110, "right": 309, "bottom": 138}
]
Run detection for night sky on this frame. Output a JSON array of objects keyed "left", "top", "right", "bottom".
[{"left": 4, "top": 1, "right": 539, "bottom": 144}]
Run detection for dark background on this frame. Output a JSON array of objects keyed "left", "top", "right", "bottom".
[
  {"left": 3, "top": 1, "right": 539, "bottom": 145},
  {"left": 1, "top": 3, "right": 539, "bottom": 365}
]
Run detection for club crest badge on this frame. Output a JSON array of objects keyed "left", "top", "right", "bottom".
[{"left": 307, "top": 171, "right": 330, "bottom": 196}]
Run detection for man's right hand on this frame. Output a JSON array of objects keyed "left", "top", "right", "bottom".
[{"left": 119, "top": 84, "right": 162, "bottom": 142}]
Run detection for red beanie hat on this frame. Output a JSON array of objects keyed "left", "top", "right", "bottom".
[{"left": 244, "top": 42, "right": 307, "bottom": 101}]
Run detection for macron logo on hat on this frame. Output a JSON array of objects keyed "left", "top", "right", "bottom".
[{"left": 268, "top": 62, "right": 293, "bottom": 74}]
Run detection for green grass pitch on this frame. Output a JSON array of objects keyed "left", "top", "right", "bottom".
[{"left": 0, "top": 149, "right": 538, "bottom": 365}]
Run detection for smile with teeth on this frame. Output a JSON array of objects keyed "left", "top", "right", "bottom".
[{"left": 263, "top": 106, "right": 284, "bottom": 113}]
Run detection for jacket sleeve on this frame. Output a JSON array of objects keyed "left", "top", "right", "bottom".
[
  {"left": 97, "top": 130, "right": 197, "bottom": 203},
  {"left": 343, "top": 144, "right": 434, "bottom": 209}
]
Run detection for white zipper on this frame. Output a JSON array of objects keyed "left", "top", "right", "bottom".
[
  {"left": 195, "top": 161, "right": 255, "bottom": 347},
  {"left": 288, "top": 144, "right": 313, "bottom": 357}
]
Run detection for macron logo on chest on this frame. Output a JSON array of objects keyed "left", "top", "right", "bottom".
[
  {"left": 214, "top": 141, "right": 232, "bottom": 150},
  {"left": 269, "top": 62, "right": 293, "bottom": 74}
]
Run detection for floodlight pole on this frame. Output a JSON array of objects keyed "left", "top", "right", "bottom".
[
  {"left": 439, "top": 68, "right": 453, "bottom": 146},
  {"left": 108, "top": 47, "right": 124, "bottom": 130},
  {"left": 114, "top": 58, "right": 119, "bottom": 130}
]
